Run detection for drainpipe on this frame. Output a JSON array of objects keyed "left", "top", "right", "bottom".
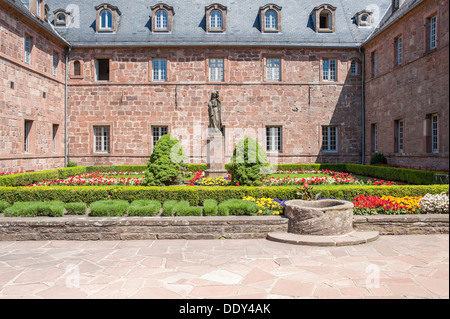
[
  {"left": 359, "top": 46, "right": 366, "bottom": 165},
  {"left": 65, "top": 46, "right": 72, "bottom": 167}
]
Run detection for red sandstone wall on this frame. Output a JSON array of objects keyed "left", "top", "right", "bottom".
[
  {"left": 363, "top": 0, "right": 449, "bottom": 170},
  {"left": 67, "top": 47, "right": 363, "bottom": 166},
  {"left": 0, "top": 3, "right": 67, "bottom": 173}
]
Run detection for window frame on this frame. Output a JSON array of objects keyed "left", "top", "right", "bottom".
[
  {"left": 155, "top": 9, "right": 169, "bottom": 31},
  {"left": 95, "top": 4, "right": 121, "bottom": 33},
  {"left": 371, "top": 123, "right": 378, "bottom": 153},
  {"left": 94, "top": 58, "right": 111, "bottom": 82},
  {"left": 93, "top": 126, "right": 111, "bottom": 154},
  {"left": 429, "top": 15, "right": 438, "bottom": 50},
  {"left": 266, "top": 126, "right": 282, "bottom": 153},
  {"left": 208, "top": 57, "right": 225, "bottom": 82},
  {"left": 322, "top": 58, "right": 337, "bottom": 81},
  {"left": 350, "top": 60, "right": 358, "bottom": 76},
  {"left": 151, "top": 4, "right": 174, "bottom": 33},
  {"left": 24, "top": 120, "right": 33, "bottom": 154},
  {"left": 52, "top": 52, "right": 59, "bottom": 77},
  {"left": 152, "top": 58, "right": 168, "bottom": 82},
  {"left": 395, "top": 36, "right": 403, "bottom": 66},
  {"left": 152, "top": 126, "right": 169, "bottom": 149},
  {"left": 52, "top": 124, "right": 59, "bottom": 153},
  {"left": 322, "top": 126, "right": 338, "bottom": 153},
  {"left": 260, "top": 4, "right": 282, "bottom": 33},
  {"left": 431, "top": 114, "right": 439, "bottom": 153},
  {"left": 371, "top": 51, "right": 377, "bottom": 78},
  {"left": 394, "top": 119, "right": 404, "bottom": 153},
  {"left": 265, "top": 57, "right": 282, "bottom": 82},
  {"left": 314, "top": 4, "right": 336, "bottom": 33},
  {"left": 99, "top": 10, "right": 113, "bottom": 31},
  {"left": 24, "top": 34, "right": 32, "bottom": 65}
]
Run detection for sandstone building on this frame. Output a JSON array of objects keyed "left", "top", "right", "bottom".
[{"left": 0, "top": 0, "right": 448, "bottom": 172}]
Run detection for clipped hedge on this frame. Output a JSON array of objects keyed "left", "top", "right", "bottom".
[
  {"left": 1, "top": 185, "right": 446, "bottom": 206},
  {"left": 4, "top": 201, "right": 65, "bottom": 217},
  {"left": 0, "top": 200, "right": 11, "bottom": 213},
  {"left": 65, "top": 202, "right": 87, "bottom": 215},
  {"left": 128, "top": 200, "right": 161, "bottom": 217},
  {"left": 218, "top": 199, "right": 259, "bottom": 216},
  {"left": 89, "top": 200, "right": 129, "bottom": 217}
]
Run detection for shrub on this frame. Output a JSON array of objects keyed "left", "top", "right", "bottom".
[
  {"left": 89, "top": 200, "right": 129, "bottom": 217},
  {"left": 228, "top": 137, "right": 271, "bottom": 186},
  {"left": 203, "top": 199, "right": 218, "bottom": 216},
  {"left": 370, "top": 153, "right": 388, "bottom": 166},
  {"left": 174, "top": 200, "right": 203, "bottom": 216},
  {"left": 217, "top": 199, "right": 259, "bottom": 216},
  {"left": 67, "top": 162, "right": 78, "bottom": 167},
  {"left": 128, "top": 200, "right": 162, "bottom": 217},
  {"left": 0, "top": 200, "right": 10, "bottom": 213},
  {"left": 4, "top": 201, "right": 65, "bottom": 217},
  {"left": 65, "top": 202, "right": 87, "bottom": 215},
  {"left": 143, "top": 134, "right": 188, "bottom": 186},
  {"left": 162, "top": 200, "right": 179, "bottom": 217}
]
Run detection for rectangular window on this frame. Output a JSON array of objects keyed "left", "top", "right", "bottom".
[
  {"left": 152, "top": 126, "right": 168, "bottom": 147},
  {"left": 322, "top": 126, "right": 337, "bottom": 152},
  {"left": 395, "top": 36, "right": 402, "bottom": 65},
  {"left": 52, "top": 124, "right": 59, "bottom": 153},
  {"left": 53, "top": 52, "right": 58, "bottom": 76},
  {"left": 351, "top": 61, "right": 358, "bottom": 76},
  {"left": 37, "top": 0, "right": 42, "bottom": 17},
  {"left": 371, "top": 51, "right": 377, "bottom": 77},
  {"left": 24, "top": 35, "right": 32, "bottom": 65},
  {"left": 431, "top": 114, "right": 439, "bottom": 153},
  {"left": 94, "top": 126, "right": 110, "bottom": 153},
  {"left": 95, "top": 59, "right": 110, "bottom": 82},
  {"left": 266, "top": 126, "right": 282, "bottom": 153},
  {"left": 266, "top": 58, "right": 281, "bottom": 81},
  {"left": 371, "top": 123, "right": 378, "bottom": 153},
  {"left": 322, "top": 59, "right": 337, "bottom": 81},
  {"left": 24, "top": 120, "right": 33, "bottom": 153},
  {"left": 394, "top": 120, "right": 404, "bottom": 153},
  {"left": 429, "top": 15, "right": 437, "bottom": 50},
  {"left": 152, "top": 58, "right": 167, "bottom": 81},
  {"left": 209, "top": 58, "right": 224, "bottom": 82}
]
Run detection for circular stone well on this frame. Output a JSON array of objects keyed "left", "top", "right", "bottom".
[{"left": 285, "top": 199, "right": 354, "bottom": 236}]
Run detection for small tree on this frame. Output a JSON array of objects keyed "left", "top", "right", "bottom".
[
  {"left": 370, "top": 153, "right": 388, "bottom": 166},
  {"left": 143, "top": 134, "right": 187, "bottom": 186},
  {"left": 229, "top": 137, "right": 271, "bottom": 186}
]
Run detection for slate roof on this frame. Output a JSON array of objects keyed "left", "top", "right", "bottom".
[{"left": 41, "top": 0, "right": 397, "bottom": 48}]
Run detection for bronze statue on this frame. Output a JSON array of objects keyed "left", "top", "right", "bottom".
[{"left": 208, "top": 91, "right": 222, "bottom": 131}]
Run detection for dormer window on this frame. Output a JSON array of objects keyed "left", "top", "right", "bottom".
[
  {"left": 260, "top": 4, "right": 282, "bottom": 33},
  {"left": 151, "top": 4, "right": 174, "bottom": 33},
  {"left": 313, "top": 4, "right": 336, "bottom": 33},
  {"left": 54, "top": 9, "right": 71, "bottom": 26},
  {"left": 354, "top": 10, "right": 373, "bottom": 27},
  {"left": 393, "top": 0, "right": 402, "bottom": 11},
  {"left": 36, "top": 0, "right": 42, "bottom": 18},
  {"left": 206, "top": 4, "right": 227, "bottom": 32},
  {"left": 95, "top": 4, "right": 121, "bottom": 33}
]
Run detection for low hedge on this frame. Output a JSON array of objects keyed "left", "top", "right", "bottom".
[
  {"left": 1, "top": 185, "right": 446, "bottom": 206},
  {"left": 4, "top": 201, "right": 65, "bottom": 217},
  {"left": 89, "top": 200, "right": 129, "bottom": 217},
  {"left": 174, "top": 201, "right": 203, "bottom": 216},
  {"left": 65, "top": 202, "right": 87, "bottom": 215},
  {"left": 128, "top": 200, "right": 161, "bottom": 217},
  {"left": 0, "top": 200, "right": 11, "bottom": 213},
  {"left": 218, "top": 199, "right": 259, "bottom": 216}
]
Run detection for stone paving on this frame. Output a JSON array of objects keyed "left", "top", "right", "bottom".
[{"left": 0, "top": 235, "right": 448, "bottom": 299}]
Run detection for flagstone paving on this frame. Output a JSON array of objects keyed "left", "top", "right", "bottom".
[{"left": 0, "top": 235, "right": 448, "bottom": 299}]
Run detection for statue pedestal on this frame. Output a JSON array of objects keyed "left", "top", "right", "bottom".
[{"left": 205, "top": 129, "right": 228, "bottom": 178}]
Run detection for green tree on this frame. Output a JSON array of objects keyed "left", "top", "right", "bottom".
[
  {"left": 229, "top": 137, "right": 271, "bottom": 186},
  {"left": 143, "top": 134, "right": 187, "bottom": 186}
]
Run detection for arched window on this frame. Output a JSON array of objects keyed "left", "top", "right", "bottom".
[
  {"left": 57, "top": 13, "right": 66, "bottom": 23},
  {"left": 155, "top": 10, "right": 169, "bottom": 30},
  {"left": 265, "top": 10, "right": 278, "bottom": 30},
  {"left": 319, "top": 10, "right": 331, "bottom": 29},
  {"left": 313, "top": 4, "right": 336, "bottom": 32},
  {"left": 210, "top": 10, "right": 223, "bottom": 30},
  {"left": 100, "top": 10, "right": 113, "bottom": 30}
]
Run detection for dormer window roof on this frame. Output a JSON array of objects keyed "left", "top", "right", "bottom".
[
  {"left": 260, "top": 4, "right": 282, "bottom": 33},
  {"left": 151, "top": 3, "right": 175, "bottom": 32},
  {"left": 206, "top": 3, "right": 227, "bottom": 32},
  {"left": 353, "top": 10, "right": 373, "bottom": 27},
  {"left": 312, "top": 4, "right": 336, "bottom": 33},
  {"left": 95, "top": 3, "right": 121, "bottom": 33},
  {"left": 53, "top": 9, "right": 71, "bottom": 27}
]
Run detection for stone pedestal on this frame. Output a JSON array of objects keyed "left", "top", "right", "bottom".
[{"left": 205, "top": 129, "right": 228, "bottom": 178}]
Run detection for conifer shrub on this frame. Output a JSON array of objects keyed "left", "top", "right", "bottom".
[
  {"left": 143, "top": 134, "right": 188, "bottom": 186},
  {"left": 228, "top": 137, "right": 271, "bottom": 186}
]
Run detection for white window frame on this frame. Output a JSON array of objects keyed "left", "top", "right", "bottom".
[
  {"left": 323, "top": 58, "right": 337, "bottom": 81},
  {"left": 210, "top": 10, "right": 223, "bottom": 30},
  {"left": 24, "top": 35, "right": 32, "bottom": 65},
  {"left": 94, "top": 126, "right": 110, "bottom": 153},
  {"left": 322, "top": 126, "right": 338, "bottom": 152},
  {"left": 431, "top": 114, "right": 439, "bottom": 153},
  {"left": 265, "top": 10, "right": 277, "bottom": 30},
  {"left": 152, "top": 58, "right": 167, "bottom": 81},
  {"left": 266, "top": 58, "right": 281, "bottom": 82},
  {"left": 155, "top": 10, "right": 169, "bottom": 30},
  {"left": 209, "top": 58, "right": 224, "bottom": 82},
  {"left": 266, "top": 127, "right": 282, "bottom": 153},
  {"left": 100, "top": 10, "right": 113, "bottom": 31},
  {"left": 152, "top": 126, "right": 168, "bottom": 148},
  {"left": 430, "top": 15, "right": 437, "bottom": 50}
]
